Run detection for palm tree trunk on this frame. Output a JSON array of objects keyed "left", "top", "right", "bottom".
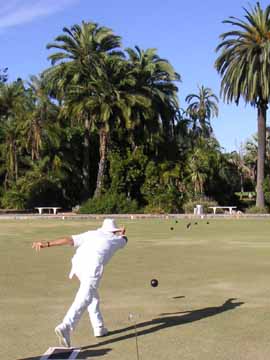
[
  {"left": 256, "top": 102, "right": 267, "bottom": 208},
  {"left": 82, "top": 118, "right": 90, "bottom": 200},
  {"left": 94, "top": 130, "right": 107, "bottom": 198}
]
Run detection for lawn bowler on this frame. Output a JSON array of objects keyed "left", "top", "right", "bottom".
[{"left": 32, "top": 218, "right": 127, "bottom": 347}]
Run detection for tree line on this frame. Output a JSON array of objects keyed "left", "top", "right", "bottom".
[{"left": 0, "top": 3, "right": 270, "bottom": 213}]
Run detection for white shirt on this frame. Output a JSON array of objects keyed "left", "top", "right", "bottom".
[{"left": 69, "top": 229, "right": 127, "bottom": 280}]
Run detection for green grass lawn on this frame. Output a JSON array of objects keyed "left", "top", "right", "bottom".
[{"left": 2, "top": 218, "right": 270, "bottom": 360}]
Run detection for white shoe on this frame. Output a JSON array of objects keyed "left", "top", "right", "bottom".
[
  {"left": 94, "top": 326, "right": 108, "bottom": 337},
  {"left": 55, "top": 323, "right": 71, "bottom": 347}
]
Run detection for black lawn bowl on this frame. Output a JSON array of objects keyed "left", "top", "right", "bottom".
[{"left": 151, "top": 279, "right": 159, "bottom": 287}]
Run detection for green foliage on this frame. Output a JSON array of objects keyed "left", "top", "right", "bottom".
[
  {"left": 79, "top": 192, "right": 139, "bottom": 214},
  {"left": 263, "top": 175, "right": 270, "bottom": 206},
  {"left": 141, "top": 161, "right": 184, "bottom": 213},
  {"left": 206, "top": 159, "right": 241, "bottom": 205},
  {"left": 183, "top": 197, "right": 218, "bottom": 214},
  {"left": 1, "top": 176, "right": 66, "bottom": 210},
  {"left": 235, "top": 192, "right": 256, "bottom": 200},
  {"left": 1, "top": 187, "right": 27, "bottom": 209},
  {"left": 25, "top": 179, "right": 65, "bottom": 209},
  {"left": 108, "top": 152, "right": 126, "bottom": 194},
  {"left": 215, "top": 3, "right": 270, "bottom": 104},
  {"left": 0, "top": 22, "right": 261, "bottom": 213},
  {"left": 109, "top": 148, "right": 148, "bottom": 201},
  {"left": 245, "top": 206, "right": 269, "bottom": 214},
  {"left": 143, "top": 187, "right": 183, "bottom": 214},
  {"left": 0, "top": 151, "right": 72, "bottom": 209}
]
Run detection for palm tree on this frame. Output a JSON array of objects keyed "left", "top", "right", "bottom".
[
  {"left": 44, "top": 21, "right": 122, "bottom": 199},
  {"left": 0, "top": 80, "right": 25, "bottom": 118},
  {"left": 228, "top": 149, "right": 254, "bottom": 193},
  {"left": 23, "top": 75, "right": 59, "bottom": 161},
  {"left": 185, "top": 85, "right": 219, "bottom": 138},
  {"left": 215, "top": 3, "right": 270, "bottom": 208},
  {"left": 125, "top": 46, "right": 180, "bottom": 148},
  {"left": 63, "top": 55, "right": 150, "bottom": 197},
  {"left": 186, "top": 138, "right": 220, "bottom": 195},
  {"left": 187, "top": 148, "right": 208, "bottom": 195}
]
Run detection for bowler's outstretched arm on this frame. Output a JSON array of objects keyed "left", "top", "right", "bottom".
[{"left": 32, "top": 236, "right": 74, "bottom": 251}]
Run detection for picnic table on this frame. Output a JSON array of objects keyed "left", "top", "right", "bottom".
[
  {"left": 208, "top": 206, "right": 237, "bottom": 215},
  {"left": 35, "top": 207, "right": 61, "bottom": 215}
]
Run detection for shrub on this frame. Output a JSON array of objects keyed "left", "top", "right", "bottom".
[
  {"left": 143, "top": 204, "right": 166, "bottom": 214},
  {"left": 79, "top": 192, "right": 140, "bottom": 214},
  {"left": 263, "top": 176, "right": 270, "bottom": 207},
  {"left": 141, "top": 161, "right": 184, "bottom": 213},
  {"left": 183, "top": 197, "right": 218, "bottom": 214},
  {"left": 245, "top": 206, "right": 269, "bottom": 214},
  {"left": 1, "top": 188, "right": 27, "bottom": 209},
  {"left": 109, "top": 149, "right": 148, "bottom": 203},
  {"left": 143, "top": 188, "right": 183, "bottom": 214},
  {"left": 264, "top": 191, "right": 270, "bottom": 206}
]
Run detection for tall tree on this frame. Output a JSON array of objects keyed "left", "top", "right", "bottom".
[
  {"left": 185, "top": 138, "right": 221, "bottom": 196},
  {"left": 24, "top": 75, "right": 59, "bottom": 160},
  {"left": 44, "top": 21, "right": 122, "bottom": 199},
  {"left": 63, "top": 55, "right": 150, "bottom": 198},
  {"left": 227, "top": 149, "right": 254, "bottom": 193},
  {"left": 215, "top": 2, "right": 270, "bottom": 208},
  {"left": 67, "top": 46, "right": 181, "bottom": 197},
  {"left": 185, "top": 85, "right": 219, "bottom": 138},
  {"left": 126, "top": 46, "right": 180, "bottom": 150}
]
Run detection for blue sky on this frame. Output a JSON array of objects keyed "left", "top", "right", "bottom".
[{"left": 1, "top": 0, "right": 269, "bottom": 152}]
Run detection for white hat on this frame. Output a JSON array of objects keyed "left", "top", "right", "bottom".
[{"left": 100, "top": 218, "right": 120, "bottom": 233}]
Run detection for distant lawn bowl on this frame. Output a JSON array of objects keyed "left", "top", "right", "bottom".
[{"left": 2, "top": 218, "right": 270, "bottom": 359}]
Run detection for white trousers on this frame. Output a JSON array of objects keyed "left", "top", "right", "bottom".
[{"left": 62, "top": 272, "right": 104, "bottom": 332}]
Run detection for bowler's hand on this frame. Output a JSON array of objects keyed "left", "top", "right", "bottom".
[
  {"left": 120, "top": 227, "right": 126, "bottom": 235},
  {"left": 32, "top": 241, "right": 46, "bottom": 251}
]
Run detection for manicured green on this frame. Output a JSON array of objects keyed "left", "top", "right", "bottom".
[{"left": 2, "top": 218, "right": 270, "bottom": 359}]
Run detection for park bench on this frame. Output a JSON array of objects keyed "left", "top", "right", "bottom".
[
  {"left": 35, "top": 207, "right": 61, "bottom": 215},
  {"left": 208, "top": 206, "right": 237, "bottom": 215}
]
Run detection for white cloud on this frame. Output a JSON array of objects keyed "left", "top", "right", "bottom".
[{"left": 0, "top": 0, "right": 78, "bottom": 29}]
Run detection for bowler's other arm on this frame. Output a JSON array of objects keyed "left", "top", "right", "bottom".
[{"left": 117, "top": 227, "right": 128, "bottom": 242}]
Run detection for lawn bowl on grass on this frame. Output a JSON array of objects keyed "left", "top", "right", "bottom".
[{"left": 151, "top": 278, "right": 159, "bottom": 287}]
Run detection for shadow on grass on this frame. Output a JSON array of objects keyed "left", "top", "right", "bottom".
[
  {"left": 18, "top": 347, "right": 111, "bottom": 360},
  {"left": 18, "top": 298, "right": 243, "bottom": 359},
  {"left": 81, "top": 298, "right": 244, "bottom": 350},
  {"left": 172, "top": 295, "right": 185, "bottom": 299}
]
